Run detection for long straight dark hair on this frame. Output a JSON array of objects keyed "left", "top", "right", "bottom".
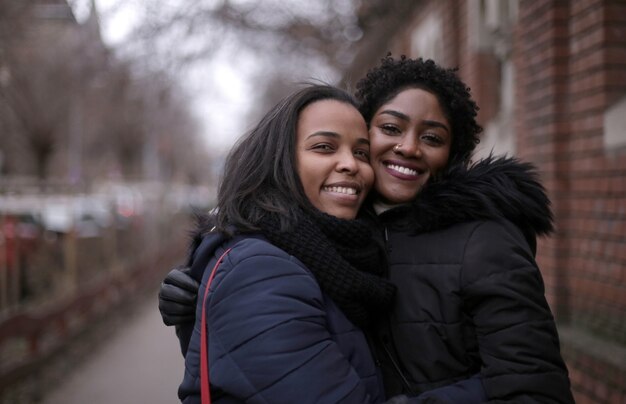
[{"left": 215, "top": 84, "right": 360, "bottom": 234}]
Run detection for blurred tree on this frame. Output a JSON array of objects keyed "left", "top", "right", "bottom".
[
  {"left": 128, "top": 0, "right": 361, "bottom": 71},
  {"left": 0, "top": 0, "right": 208, "bottom": 184},
  {"left": 93, "top": 67, "right": 206, "bottom": 182},
  {"left": 122, "top": 0, "right": 422, "bottom": 127},
  {"left": 86, "top": 62, "right": 146, "bottom": 180},
  {"left": 1, "top": 0, "right": 423, "bottom": 184},
  {"left": 0, "top": 0, "right": 101, "bottom": 180}
]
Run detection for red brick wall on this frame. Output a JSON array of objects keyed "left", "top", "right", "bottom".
[
  {"left": 514, "top": 1, "right": 626, "bottom": 401},
  {"left": 566, "top": 0, "right": 626, "bottom": 340},
  {"left": 514, "top": 1, "right": 626, "bottom": 402},
  {"left": 563, "top": 3, "right": 626, "bottom": 401},
  {"left": 515, "top": 0, "right": 572, "bottom": 318}
]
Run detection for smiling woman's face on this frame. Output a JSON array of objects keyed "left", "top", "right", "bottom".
[
  {"left": 296, "top": 99, "right": 374, "bottom": 219},
  {"left": 369, "top": 88, "right": 451, "bottom": 204}
]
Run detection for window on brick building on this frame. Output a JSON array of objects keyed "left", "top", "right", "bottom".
[
  {"left": 470, "top": 0, "right": 518, "bottom": 53},
  {"left": 409, "top": 13, "right": 444, "bottom": 63},
  {"left": 469, "top": 0, "right": 519, "bottom": 158},
  {"left": 604, "top": 96, "right": 626, "bottom": 150}
]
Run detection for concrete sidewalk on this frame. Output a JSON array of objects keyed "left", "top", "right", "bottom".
[{"left": 42, "top": 295, "right": 184, "bottom": 404}]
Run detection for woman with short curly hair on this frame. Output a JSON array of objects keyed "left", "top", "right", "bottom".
[
  {"left": 356, "top": 55, "right": 481, "bottom": 167},
  {"left": 355, "top": 54, "right": 573, "bottom": 403}
]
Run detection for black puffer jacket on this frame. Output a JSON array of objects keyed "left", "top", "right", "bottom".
[{"left": 369, "top": 157, "right": 574, "bottom": 403}]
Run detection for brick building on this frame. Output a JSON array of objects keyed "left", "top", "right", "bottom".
[{"left": 343, "top": 1, "right": 626, "bottom": 402}]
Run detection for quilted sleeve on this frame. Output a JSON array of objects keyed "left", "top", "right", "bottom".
[
  {"left": 204, "top": 250, "right": 379, "bottom": 403},
  {"left": 461, "top": 221, "right": 574, "bottom": 403}
]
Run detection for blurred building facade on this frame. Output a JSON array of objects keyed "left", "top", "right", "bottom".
[{"left": 343, "top": 0, "right": 626, "bottom": 402}]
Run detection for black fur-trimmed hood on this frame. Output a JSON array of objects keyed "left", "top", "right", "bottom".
[{"left": 378, "top": 156, "right": 554, "bottom": 241}]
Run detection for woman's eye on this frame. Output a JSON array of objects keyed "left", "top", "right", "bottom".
[
  {"left": 312, "top": 143, "right": 334, "bottom": 151},
  {"left": 421, "top": 133, "right": 444, "bottom": 145},
  {"left": 380, "top": 124, "right": 401, "bottom": 135},
  {"left": 354, "top": 149, "right": 370, "bottom": 161}
]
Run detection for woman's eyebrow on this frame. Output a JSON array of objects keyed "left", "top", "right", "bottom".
[
  {"left": 378, "top": 110, "right": 410, "bottom": 121},
  {"left": 306, "top": 132, "right": 370, "bottom": 145},
  {"left": 423, "top": 120, "right": 450, "bottom": 133},
  {"left": 379, "top": 110, "right": 450, "bottom": 133},
  {"left": 306, "top": 131, "right": 340, "bottom": 140}
]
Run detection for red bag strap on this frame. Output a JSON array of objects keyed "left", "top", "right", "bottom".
[{"left": 200, "top": 247, "right": 232, "bottom": 404}]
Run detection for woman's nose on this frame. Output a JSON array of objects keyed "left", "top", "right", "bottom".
[
  {"left": 336, "top": 151, "right": 358, "bottom": 173},
  {"left": 397, "top": 138, "right": 422, "bottom": 158}
]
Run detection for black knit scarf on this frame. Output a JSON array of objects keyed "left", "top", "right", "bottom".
[{"left": 259, "top": 209, "right": 396, "bottom": 327}]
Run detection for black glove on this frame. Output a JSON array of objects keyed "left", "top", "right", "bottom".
[{"left": 158, "top": 267, "right": 199, "bottom": 326}]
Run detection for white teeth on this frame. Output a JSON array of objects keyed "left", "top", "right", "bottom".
[
  {"left": 387, "top": 164, "right": 418, "bottom": 176},
  {"left": 323, "top": 186, "right": 357, "bottom": 195}
]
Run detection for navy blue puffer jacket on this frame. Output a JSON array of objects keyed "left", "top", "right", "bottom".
[{"left": 178, "top": 232, "right": 385, "bottom": 403}]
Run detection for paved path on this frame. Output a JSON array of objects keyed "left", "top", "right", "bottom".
[{"left": 42, "top": 295, "right": 185, "bottom": 404}]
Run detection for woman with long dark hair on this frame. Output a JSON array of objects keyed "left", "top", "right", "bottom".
[{"left": 175, "top": 84, "right": 396, "bottom": 403}]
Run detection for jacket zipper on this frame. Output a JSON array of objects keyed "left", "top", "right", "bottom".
[
  {"left": 380, "top": 225, "right": 414, "bottom": 394},
  {"left": 379, "top": 331, "right": 416, "bottom": 395}
]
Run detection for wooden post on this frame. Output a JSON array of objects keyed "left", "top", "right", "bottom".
[
  {"left": 63, "top": 228, "right": 77, "bottom": 293},
  {"left": 0, "top": 214, "right": 7, "bottom": 312}
]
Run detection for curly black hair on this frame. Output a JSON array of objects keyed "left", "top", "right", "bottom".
[{"left": 355, "top": 54, "right": 482, "bottom": 166}]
